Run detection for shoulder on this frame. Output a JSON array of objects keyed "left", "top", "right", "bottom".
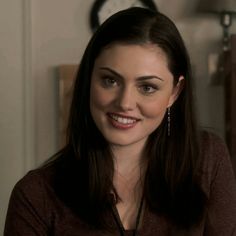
[
  {"left": 10, "top": 163, "right": 57, "bottom": 214},
  {"left": 4, "top": 166, "right": 56, "bottom": 234},
  {"left": 200, "top": 130, "right": 229, "bottom": 157},
  {"left": 199, "top": 132, "right": 236, "bottom": 234},
  {"left": 199, "top": 130, "right": 235, "bottom": 193},
  {"left": 14, "top": 164, "right": 55, "bottom": 193},
  {"left": 200, "top": 130, "right": 230, "bottom": 170}
]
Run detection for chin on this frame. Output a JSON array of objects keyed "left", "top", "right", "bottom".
[
  {"left": 105, "top": 138, "right": 131, "bottom": 147},
  {"left": 104, "top": 133, "right": 147, "bottom": 148}
]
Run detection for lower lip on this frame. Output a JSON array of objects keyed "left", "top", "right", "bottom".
[{"left": 108, "top": 116, "right": 138, "bottom": 130}]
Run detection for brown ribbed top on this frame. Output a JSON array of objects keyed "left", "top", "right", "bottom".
[{"left": 4, "top": 132, "right": 236, "bottom": 235}]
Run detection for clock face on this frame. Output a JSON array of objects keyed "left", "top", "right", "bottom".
[
  {"left": 90, "top": 0, "right": 158, "bottom": 32},
  {"left": 98, "top": 0, "right": 146, "bottom": 25}
]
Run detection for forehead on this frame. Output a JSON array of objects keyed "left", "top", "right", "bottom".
[
  {"left": 94, "top": 43, "right": 169, "bottom": 66},
  {"left": 93, "top": 43, "right": 173, "bottom": 82}
]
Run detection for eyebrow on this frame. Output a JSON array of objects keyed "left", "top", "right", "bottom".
[{"left": 99, "top": 67, "right": 164, "bottom": 81}]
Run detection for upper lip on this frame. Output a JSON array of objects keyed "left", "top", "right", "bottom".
[{"left": 107, "top": 112, "right": 141, "bottom": 121}]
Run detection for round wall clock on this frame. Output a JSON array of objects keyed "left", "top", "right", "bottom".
[{"left": 89, "top": 0, "right": 158, "bottom": 32}]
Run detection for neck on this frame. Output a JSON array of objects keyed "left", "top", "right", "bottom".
[
  {"left": 112, "top": 141, "right": 147, "bottom": 205},
  {"left": 111, "top": 142, "right": 147, "bottom": 230},
  {"left": 111, "top": 140, "right": 147, "bottom": 176}
]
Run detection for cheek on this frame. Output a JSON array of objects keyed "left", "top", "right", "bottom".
[
  {"left": 140, "top": 97, "right": 170, "bottom": 119},
  {"left": 90, "top": 85, "right": 112, "bottom": 111}
]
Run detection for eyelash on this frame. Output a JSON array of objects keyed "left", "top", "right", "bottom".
[
  {"left": 139, "top": 84, "right": 158, "bottom": 95},
  {"left": 99, "top": 75, "right": 159, "bottom": 94},
  {"left": 100, "top": 76, "right": 118, "bottom": 87}
]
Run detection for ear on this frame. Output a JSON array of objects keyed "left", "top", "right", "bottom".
[{"left": 168, "top": 76, "right": 184, "bottom": 107}]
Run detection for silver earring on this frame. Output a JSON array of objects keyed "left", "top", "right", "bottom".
[{"left": 167, "top": 107, "right": 171, "bottom": 136}]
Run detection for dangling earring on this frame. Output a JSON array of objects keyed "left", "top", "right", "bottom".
[{"left": 167, "top": 107, "right": 171, "bottom": 136}]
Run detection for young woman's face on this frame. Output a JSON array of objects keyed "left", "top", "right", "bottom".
[{"left": 90, "top": 43, "right": 183, "bottom": 148}]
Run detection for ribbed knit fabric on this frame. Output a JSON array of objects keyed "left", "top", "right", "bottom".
[{"left": 4, "top": 131, "right": 236, "bottom": 235}]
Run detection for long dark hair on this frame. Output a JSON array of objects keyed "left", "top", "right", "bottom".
[{"left": 47, "top": 7, "right": 207, "bottom": 230}]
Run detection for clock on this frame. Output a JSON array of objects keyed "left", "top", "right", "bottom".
[{"left": 89, "top": 0, "right": 158, "bottom": 32}]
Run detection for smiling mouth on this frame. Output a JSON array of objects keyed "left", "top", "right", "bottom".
[{"left": 108, "top": 113, "right": 139, "bottom": 125}]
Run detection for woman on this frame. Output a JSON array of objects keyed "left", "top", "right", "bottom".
[{"left": 4, "top": 7, "right": 236, "bottom": 236}]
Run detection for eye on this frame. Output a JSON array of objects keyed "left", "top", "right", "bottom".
[
  {"left": 139, "top": 84, "right": 158, "bottom": 94},
  {"left": 101, "top": 76, "right": 118, "bottom": 88}
]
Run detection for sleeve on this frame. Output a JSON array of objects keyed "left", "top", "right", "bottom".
[
  {"left": 204, "top": 134, "right": 236, "bottom": 235},
  {"left": 4, "top": 171, "right": 50, "bottom": 236}
]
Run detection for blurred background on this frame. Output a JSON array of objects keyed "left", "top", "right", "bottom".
[{"left": 1, "top": 0, "right": 236, "bottom": 234}]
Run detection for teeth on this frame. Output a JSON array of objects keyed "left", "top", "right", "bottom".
[{"left": 110, "top": 114, "right": 136, "bottom": 124}]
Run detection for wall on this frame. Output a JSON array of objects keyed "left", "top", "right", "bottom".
[
  {"left": 31, "top": 0, "right": 94, "bottom": 165},
  {"left": 0, "top": 0, "right": 32, "bottom": 234},
  {"left": 0, "top": 0, "right": 236, "bottom": 234},
  {"left": 0, "top": 0, "right": 94, "bottom": 233}
]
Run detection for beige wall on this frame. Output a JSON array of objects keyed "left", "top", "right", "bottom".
[
  {"left": 0, "top": 0, "right": 235, "bottom": 234},
  {"left": 0, "top": 0, "right": 28, "bottom": 234},
  {"left": 31, "top": 0, "right": 93, "bottom": 165},
  {"left": 0, "top": 0, "right": 93, "bottom": 233}
]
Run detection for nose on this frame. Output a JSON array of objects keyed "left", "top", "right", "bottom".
[{"left": 116, "top": 86, "right": 136, "bottom": 111}]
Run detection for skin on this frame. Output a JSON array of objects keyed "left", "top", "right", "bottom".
[
  {"left": 90, "top": 43, "right": 183, "bottom": 229},
  {"left": 90, "top": 43, "right": 183, "bottom": 151}
]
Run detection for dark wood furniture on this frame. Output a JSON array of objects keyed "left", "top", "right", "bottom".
[{"left": 58, "top": 64, "right": 78, "bottom": 147}]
